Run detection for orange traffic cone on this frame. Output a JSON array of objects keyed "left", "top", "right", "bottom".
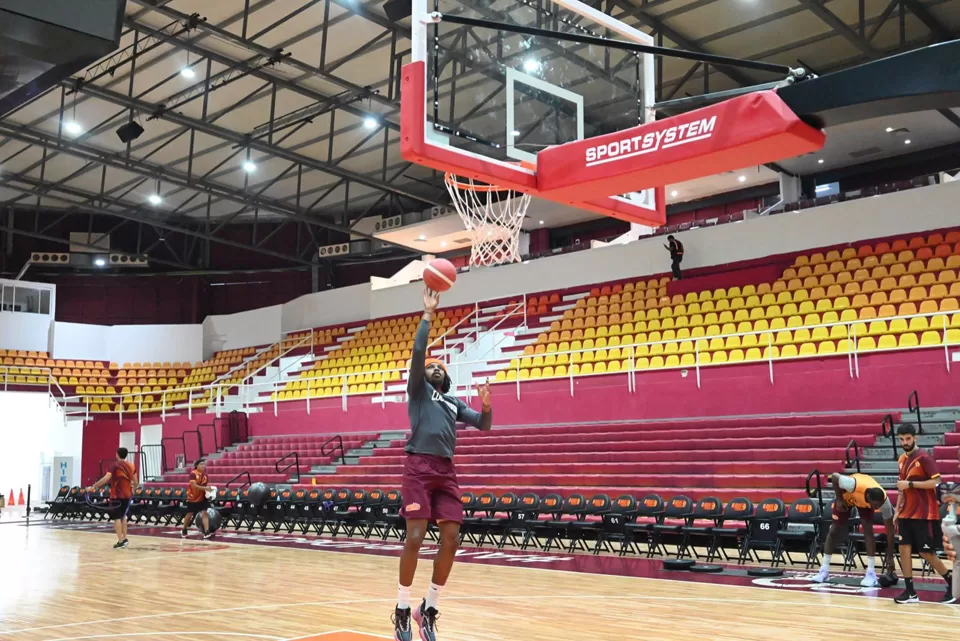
[
  {"left": 17, "top": 489, "right": 25, "bottom": 505},
  {"left": 7, "top": 490, "right": 13, "bottom": 506}
]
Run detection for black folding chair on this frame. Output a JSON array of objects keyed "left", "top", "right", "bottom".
[
  {"left": 538, "top": 494, "right": 587, "bottom": 553},
  {"left": 679, "top": 496, "right": 723, "bottom": 559},
  {"left": 477, "top": 493, "right": 518, "bottom": 548},
  {"left": 500, "top": 493, "right": 541, "bottom": 550},
  {"left": 567, "top": 495, "right": 610, "bottom": 553},
  {"left": 773, "top": 498, "right": 823, "bottom": 568},
  {"left": 651, "top": 495, "right": 694, "bottom": 558},
  {"left": 741, "top": 498, "right": 785, "bottom": 564},
  {"left": 623, "top": 493, "right": 664, "bottom": 557},
  {"left": 596, "top": 495, "right": 636, "bottom": 556},
  {"left": 709, "top": 497, "right": 754, "bottom": 563}
]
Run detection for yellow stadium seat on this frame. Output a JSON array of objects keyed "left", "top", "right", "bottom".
[
  {"left": 876, "top": 335, "right": 897, "bottom": 349},
  {"left": 799, "top": 343, "right": 817, "bottom": 356},
  {"left": 920, "top": 331, "right": 941, "bottom": 346},
  {"left": 887, "top": 318, "right": 908, "bottom": 333},
  {"left": 898, "top": 333, "right": 919, "bottom": 348},
  {"left": 780, "top": 344, "right": 799, "bottom": 358},
  {"left": 867, "top": 320, "right": 887, "bottom": 336},
  {"left": 817, "top": 341, "right": 836, "bottom": 354}
]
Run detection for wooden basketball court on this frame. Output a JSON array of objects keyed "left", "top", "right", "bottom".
[{"left": 2, "top": 522, "right": 957, "bottom": 641}]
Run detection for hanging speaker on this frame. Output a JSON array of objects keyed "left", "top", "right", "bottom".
[{"left": 383, "top": 0, "right": 412, "bottom": 21}]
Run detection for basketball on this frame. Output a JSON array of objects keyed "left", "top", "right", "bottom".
[{"left": 423, "top": 258, "right": 457, "bottom": 292}]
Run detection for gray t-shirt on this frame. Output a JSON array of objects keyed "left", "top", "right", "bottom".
[
  {"left": 405, "top": 318, "right": 483, "bottom": 459},
  {"left": 836, "top": 474, "right": 894, "bottom": 520}
]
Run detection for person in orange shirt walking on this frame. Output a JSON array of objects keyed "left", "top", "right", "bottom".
[
  {"left": 181, "top": 459, "right": 214, "bottom": 539},
  {"left": 894, "top": 424, "right": 953, "bottom": 604},
  {"left": 88, "top": 447, "right": 138, "bottom": 549}
]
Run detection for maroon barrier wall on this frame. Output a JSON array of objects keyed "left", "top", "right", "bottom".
[{"left": 77, "top": 348, "right": 957, "bottom": 471}]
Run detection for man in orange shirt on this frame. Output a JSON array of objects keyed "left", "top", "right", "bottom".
[
  {"left": 894, "top": 424, "right": 953, "bottom": 604},
  {"left": 88, "top": 447, "right": 138, "bottom": 549},
  {"left": 812, "top": 472, "right": 896, "bottom": 587},
  {"left": 181, "top": 459, "right": 214, "bottom": 539}
]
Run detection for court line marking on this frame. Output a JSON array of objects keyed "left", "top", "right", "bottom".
[
  {"left": 41, "top": 633, "right": 282, "bottom": 641},
  {"left": 6, "top": 592, "right": 960, "bottom": 636}
]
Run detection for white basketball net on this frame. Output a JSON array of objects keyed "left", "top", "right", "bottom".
[{"left": 445, "top": 173, "right": 532, "bottom": 267}]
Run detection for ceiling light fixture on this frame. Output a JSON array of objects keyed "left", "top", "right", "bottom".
[
  {"left": 886, "top": 127, "right": 894, "bottom": 133},
  {"left": 63, "top": 121, "right": 83, "bottom": 136},
  {"left": 243, "top": 160, "right": 257, "bottom": 173},
  {"left": 180, "top": 67, "right": 196, "bottom": 79},
  {"left": 148, "top": 194, "right": 162, "bottom": 206},
  {"left": 363, "top": 116, "right": 378, "bottom": 130},
  {"left": 904, "top": 139, "right": 912, "bottom": 145},
  {"left": 94, "top": 258, "right": 106, "bottom": 267},
  {"left": 523, "top": 59, "right": 540, "bottom": 73},
  {"left": 670, "top": 190, "right": 679, "bottom": 197},
  {"left": 738, "top": 175, "right": 747, "bottom": 183},
  {"left": 818, "top": 159, "right": 824, "bottom": 164}
]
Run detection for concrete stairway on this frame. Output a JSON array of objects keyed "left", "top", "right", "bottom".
[{"left": 834, "top": 406, "right": 960, "bottom": 500}]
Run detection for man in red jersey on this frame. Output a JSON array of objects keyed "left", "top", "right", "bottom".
[
  {"left": 88, "top": 447, "right": 138, "bottom": 549},
  {"left": 893, "top": 424, "right": 953, "bottom": 603}
]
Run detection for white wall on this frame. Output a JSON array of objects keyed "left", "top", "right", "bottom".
[
  {"left": 202, "top": 304, "right": 282, "bottom": 359},
  {"left": 282, "top": 283, "right": 369, "bottom": 333},
  {"left": 0, "top": 392, "right": 77, "bottom": 502},
  {"left": 0, "top": 312, "right": 51, "bottom": 353},
  {"left": 107, "top": 325, "right": 202, "bottom": 365},
  {"left": 50, "top": 322, "right": 108, "bottom": 361},
  {"left": 50, "top": 322, "right": 203, "bottom": 365}
]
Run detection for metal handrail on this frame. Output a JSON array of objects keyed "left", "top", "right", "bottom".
[
  {"left": 455, "top": 299, "right": 528, "bottom": 366},
  {"left": 805, "top": 468, "right": 824, "bottom": 513},
  {"left": 275, "top": 452, "right": 301, "bottom": 483},
  {"left": 226, "top": 471, "right": 252, "bottom": 490},
  {"left": 844, "top": 439, "right": 861, "bottom": 473},
  {"left": 881, "top": 415, "right": 898, "bottom": 461},
  {"left": 242, "top": 334, "right": 312, "bottom": 385},
  {"left": 321, "top": 435, "right": 345, "bottom": 465},
  {"left": 21, "top": 306, "right": 959, "bottom": 416},
  {"left": 907, "top": 390, "right": 923, "bottom": 434}
]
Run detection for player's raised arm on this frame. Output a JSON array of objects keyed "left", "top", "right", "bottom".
[
  {"left": 408, "top": 287, "right": 439, "bottom": 397},
  {"left": 455, "top": 381, "right": 493, "bottom": 431}
]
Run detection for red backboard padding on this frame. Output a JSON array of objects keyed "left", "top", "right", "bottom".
[
  {"left": 537, "top": 90, "right": 826, "bottom": 201},
  {"left": 400, "top": 61, "right": 665, "bottom": 227}
]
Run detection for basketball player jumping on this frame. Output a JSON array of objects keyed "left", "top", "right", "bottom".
[
  {"left": 87, "top": 447, "right": 138, "bottom": 549},
  {"left": 812, "top": 472, "right": 896, "bottom": 587},
  {"left": 393, "top": 287, "right": 493, "bottom": 641}
]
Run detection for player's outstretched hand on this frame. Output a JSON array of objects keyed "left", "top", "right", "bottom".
[
  {"left": 424, "top": 286, "right": 440, "bottom": 314},
  {"left": 474, "top": 380, "right": 492, "bottom": 409}
]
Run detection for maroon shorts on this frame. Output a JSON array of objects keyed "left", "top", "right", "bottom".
[
  {"left": 401, "top": 454, "right": 463, "bottom": 524},
  {"left": 833, "top": 502, "right": 873, "bottom": 526}
]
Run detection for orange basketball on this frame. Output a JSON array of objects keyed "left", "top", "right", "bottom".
[{"left": 423, "top": 258, "right": 457, "bottom": 292}]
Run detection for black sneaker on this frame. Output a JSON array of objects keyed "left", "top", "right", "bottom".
[
  {"left": 894, "top": 589, "right": 920, "bottom": 604},
  {"left": 392, "top": 606, "right": 412, "bottom": 641},
  {"left": 941, "top": 587, "right": 956, "bottom": 604},
  {"left": 413, "top": 600, "right": 439, "bottom": 641},
  {"left": 112, "top": 540, "right": 125, "bottom": 549},
  {"left": 181, "top": 529, "right": 189, "bottom": 538}
]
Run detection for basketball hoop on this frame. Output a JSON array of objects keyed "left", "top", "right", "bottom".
[{"left": 445, "top": 172, "right": 532, "bottom": 267}]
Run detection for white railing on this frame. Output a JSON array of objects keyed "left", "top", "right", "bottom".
[{"left": 5, "top": 309, "right": 955, "bottom": 420}]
